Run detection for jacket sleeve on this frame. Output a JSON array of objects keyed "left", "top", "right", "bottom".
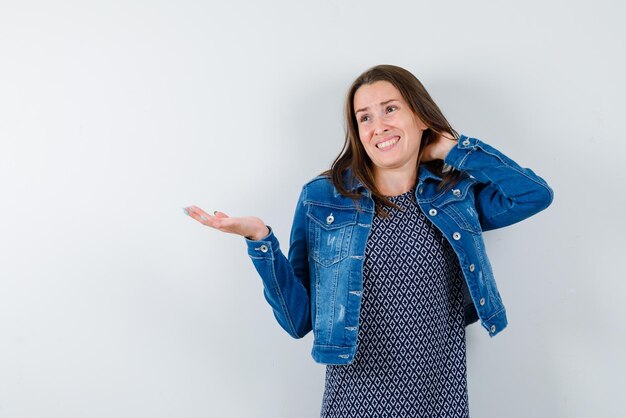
[
  {"left": 443, "top": 134, "right": 554, "bottom": 231},
  {"left": 244, "top": 186, "right": 312, "bottom": 338}
]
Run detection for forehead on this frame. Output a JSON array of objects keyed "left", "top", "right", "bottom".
[{"left": 353, "top": 80, "right": 404, "bottom": 110}]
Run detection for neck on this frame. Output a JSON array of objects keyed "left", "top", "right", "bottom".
[{"left": 373, "top": 165, "right": 418, "bottom": 196}]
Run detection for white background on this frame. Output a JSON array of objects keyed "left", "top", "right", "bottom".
[{"left": 1, "top": 1, "right": 624, "bottom": 417}]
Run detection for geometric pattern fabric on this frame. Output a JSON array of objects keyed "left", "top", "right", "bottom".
[{"left": 320, "top": 188, "right": 469, "bottom": 417}]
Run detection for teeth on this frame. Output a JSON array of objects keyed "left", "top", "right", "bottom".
[{"left": 376, "top": 137, "right": 399, "bottom": 149}]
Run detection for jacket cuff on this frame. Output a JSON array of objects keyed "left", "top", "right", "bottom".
[
  {"left": 245, "top": 225, "right": 279, "bottom": 259},
  {"left": 443, "top": 134, "right": 478, "bottom": 168}
]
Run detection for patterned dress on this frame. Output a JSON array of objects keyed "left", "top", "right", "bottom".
[{"left": 320, "top": 187, "right": 469, "bottom": 418}]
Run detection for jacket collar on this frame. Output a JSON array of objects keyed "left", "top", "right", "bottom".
[
  {"left": 344, "top": 164, "right": 443, "bottom": 193},
  {"left": 344, "top": 168, "right": 365, "bottom": 192},
  {"left": 417, "top": 163, "right": 444, "bottom": 183}
]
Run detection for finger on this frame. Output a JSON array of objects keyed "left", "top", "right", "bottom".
[
  {"left": 185, "top": 206, "right": 212, "bottom": 224},
  {"left": 214, "top": 211, "right": 229, "bottom": 218},
  {"left": 190, "top": 205, "right": 214, "bottom": 219}
]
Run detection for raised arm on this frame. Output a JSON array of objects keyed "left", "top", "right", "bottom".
[{"left": 443, "top": 134, "right": 554, "bottom": 231}]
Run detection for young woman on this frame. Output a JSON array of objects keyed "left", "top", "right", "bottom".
[{"left": 183, "top": 65, "right": 553, "bottom": 417}]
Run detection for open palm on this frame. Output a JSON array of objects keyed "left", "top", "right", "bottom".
[{"left": 183, "top": 206, "right": 268, "bottom": 240}]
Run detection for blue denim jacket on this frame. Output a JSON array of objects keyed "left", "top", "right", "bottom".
[{"left": 245, "top": 135, "right": 553, "bottom": 365}]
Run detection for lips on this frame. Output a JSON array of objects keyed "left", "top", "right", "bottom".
[{"left": 375, "top": 135, "right": 400, "bottom": 150}]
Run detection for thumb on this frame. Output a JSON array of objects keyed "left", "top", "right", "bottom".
[{"left": 213, "top": 210, "right": 229, "bottom": 218}]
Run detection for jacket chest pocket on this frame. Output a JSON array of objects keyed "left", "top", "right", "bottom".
[
  {"left": 432, "top": 179, "right": 482, "bottom": 234},
  {"left": 307, "top": 203, "right": 357, "bottom": 267}
]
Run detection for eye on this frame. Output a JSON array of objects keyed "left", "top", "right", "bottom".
[
  {"left": 359, "top": 114, "right": 370, "bottom": 123},
  {"left": 386, "top": 105, "right": 397, "bottom": 113}
]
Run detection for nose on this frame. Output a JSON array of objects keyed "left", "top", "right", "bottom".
[{"left": 373, "top": 119, "right": 389, "bottom": 136}]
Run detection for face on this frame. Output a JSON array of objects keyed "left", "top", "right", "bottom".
[{"left": 353, "top": 80, "right": 428, "bottom": 176}]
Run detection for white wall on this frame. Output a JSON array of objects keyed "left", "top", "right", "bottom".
[{"left": 1, "top": 1, "right": 624, "bottom": 417}]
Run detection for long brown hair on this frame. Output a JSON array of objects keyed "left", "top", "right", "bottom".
[{"left": 322, "top": 64, "right": 463, "bottom": 217}]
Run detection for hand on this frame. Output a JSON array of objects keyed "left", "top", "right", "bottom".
[
  {"left": 421, "top": 132, "right": 458, "bottom": 162},
  {"left": 183, "top": 206, "right": 270, "bottom": 240}
]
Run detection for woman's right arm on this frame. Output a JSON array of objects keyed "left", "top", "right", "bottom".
[
  {"left": 184, "top": 186, "right": 312, "bottom": 339},
  {"left": 244, "top": 186, "right": 312, "bottom": 339}
]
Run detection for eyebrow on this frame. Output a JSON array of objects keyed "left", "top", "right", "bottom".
[{"left": 355, "top": 99, "right": 399, "bottom": 115}]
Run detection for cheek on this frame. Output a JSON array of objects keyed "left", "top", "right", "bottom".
[
  {"left": 357, "top": 125, "right": 371, "bottom": 144},
  {"left": 358, "top": 136, "right": 369, "bottom": 153},
  {"left": 357, "top": 132, "right": 374, "bottom": 157}
]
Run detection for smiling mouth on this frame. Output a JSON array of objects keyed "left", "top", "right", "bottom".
[{"left": 376, "top": 136, "right": 400, "bottom": 150}]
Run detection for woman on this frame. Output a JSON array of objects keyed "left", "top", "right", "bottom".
[{"left": 183, "top": 65, "right": 553, "bottom": 417}]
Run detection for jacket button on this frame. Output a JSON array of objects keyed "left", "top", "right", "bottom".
[
  {"left": 453, "top": 232, "right": 461, "bottom": 240},
  {"left": 452, "top": 189, "right": 461, "bottom": 197},
  {"left": 479, "top": 297, "right": 485, "bottom": 306},
  {"left": 469, "top": 264, "right": 475, "bottom": 272},
  {"left": 326, "top": 214, "right": 334, "bottom": 224},
  {"left": 260, "top": 245, "right": 268, "bottom": 253},
  {"left": 490, "top": 325, "right": 496, "bottom": 333},
  {"left": 418, "top": 187, "right": 423, "bottom": 194},
  {"left": 462, "top": 139, "right": 470, "bottom": 146},
  {"left": 428, "top": 208, "right": 437, "bottom": 216}
]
